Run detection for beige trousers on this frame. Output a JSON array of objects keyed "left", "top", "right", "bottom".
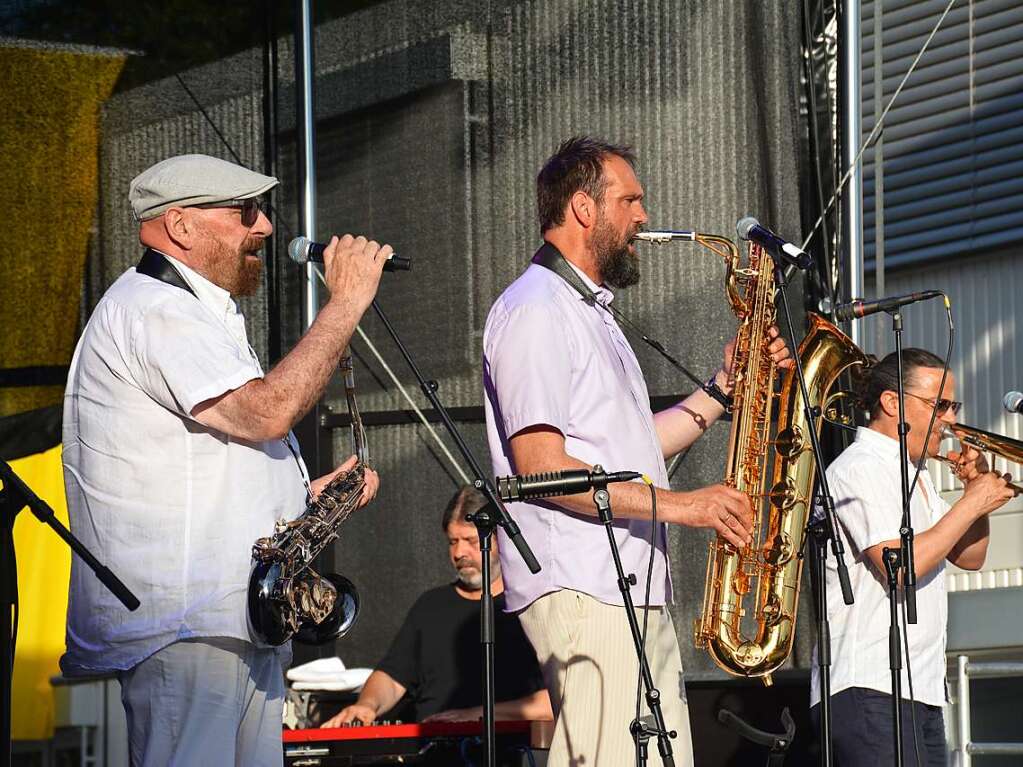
[{"left": 519, "top": 589, "right": 694, "bottom": 767}]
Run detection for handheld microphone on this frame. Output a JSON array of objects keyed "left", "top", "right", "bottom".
[
  {"left": 736, "top": 216, "right": 813, "bottom": 271},
  {"left": 1004, "top": 391, "right": 1023, "bottom": 415},
  {"left": 288, "top": 236, "right": 412, "bottom": 272},
  {"left": 833, "top": 290, "right": 942, "bottom": 322},
  {"left": 632, "top": 230, "right": 697, "bottom": 243},
  {"left": 496, "top": 467, "right": 643, "bottom": 502}
]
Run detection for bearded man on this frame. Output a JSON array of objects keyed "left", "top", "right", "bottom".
[
  {"left": 482, "top": 136, "right": 792, "bottom": 766},
  {"left": 61, "top": 154, "right": 387, "bottom": 766},
  {"left": 322, "top": 486, "right": 551, "bottom": 726}
]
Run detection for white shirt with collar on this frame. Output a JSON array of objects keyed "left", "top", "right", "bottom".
[
  {"left": 810, "top": 426, "right": 950, "bottom": 707},
  {"left": 484, "top": 259, "right": 671, "bottom": 612},
  {"left": 61, "top": 254, "right": 308, "bottom": 674}
]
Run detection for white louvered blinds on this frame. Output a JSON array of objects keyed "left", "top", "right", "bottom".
[{"left": 861, "top": 0, "right": 1023, "bottom": 269}]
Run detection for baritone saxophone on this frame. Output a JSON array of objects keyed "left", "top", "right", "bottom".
[{"left": 687, "top": 233, "right": 869, "bottom": 684}]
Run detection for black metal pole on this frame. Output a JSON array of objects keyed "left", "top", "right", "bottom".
[
  {"left": 889, "top": 311, "right": 918, "bottom": 625},
  {"left": 809, "top": 519, "right": 834, "bottom": 767},
  {"left": 473, "top": 505, "right": 497, "bottom": 767},
  {"left": 368, "top": 299, "right": 538, "bottom": 767},
  {"left": 1, "top": 487, "right": 14, "bottom": 767},
  {"left": 262, "top": 0, "right": 282, "bottom": 364},
  {"left": 590, "top": 480, "right": 676, "bottom": 767},
  {"left": 0, "top": 460, "right": 140, "bottom": 767},
  {"left": 883, "top": 546, "right": 904, "bottom": 766},
  {"left": 773, "top": 262, "right": 853, "bottom": 766}
]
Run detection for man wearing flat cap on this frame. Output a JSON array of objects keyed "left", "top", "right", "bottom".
[{"left": 61, "top": 154, "right": 389, "bottom": 766}]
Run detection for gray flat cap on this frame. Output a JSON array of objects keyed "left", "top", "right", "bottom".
[{"left": 129, "top": 154, "right": 279, "bottom": 221}]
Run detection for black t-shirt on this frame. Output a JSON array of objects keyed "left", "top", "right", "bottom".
[{"left": 376, "top": 584, "right": 545, "bottom": 720}]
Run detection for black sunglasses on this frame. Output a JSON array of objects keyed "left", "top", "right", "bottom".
[
  {"left": 192, "top": 198, "right": 266, "bottom": 228},
  {"left": 905, "top": 391, "right": 963, "bottom": 416}
]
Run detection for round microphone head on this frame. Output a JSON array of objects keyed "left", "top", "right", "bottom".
[
  {"left": 736, "top": 216, "right": 759, "bottom": 240},
  {"left": 288, "top": 236, "right": 311, "bottom": 264},
  {"left": 1003, "top": 391, "right": 1023, "bottom": 414}
]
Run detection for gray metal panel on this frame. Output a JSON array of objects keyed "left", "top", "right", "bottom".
[
  {"left": 860, "top": 0, "right": 1023, "bottom": 268},
  {"left": 948, "top": 588, "right": 1023, "bottom": 651}
]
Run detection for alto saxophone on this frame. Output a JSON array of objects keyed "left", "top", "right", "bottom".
[
  {"left": 691, "top": 234, "right": 869, "bottom": 684},
  {"left": 247, "top": 353, "right": 367, "bottom": 646}
]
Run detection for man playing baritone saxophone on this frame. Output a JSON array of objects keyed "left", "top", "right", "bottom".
[
  {"left": 811, "top": 349, "right": 1015, "bottom": 766},
  {"left": 62, "top": 154, "right": 388, "bottom": 767},
  {"left": 482, "top": 136, "right": 793, "bottom": 766}
]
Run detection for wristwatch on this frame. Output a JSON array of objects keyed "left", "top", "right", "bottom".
[{"left": 704, "top": 373, "right": 734, "bottom": 410}]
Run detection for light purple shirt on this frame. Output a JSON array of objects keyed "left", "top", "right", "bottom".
[{"left": 483, "top": 259, "right": 672, "bottom": 611}]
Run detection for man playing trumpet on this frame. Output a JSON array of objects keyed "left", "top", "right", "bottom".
[{"left": 810, "top": 348, "right": 1016, "bottom": 766}]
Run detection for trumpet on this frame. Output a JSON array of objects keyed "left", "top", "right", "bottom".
[{"left": 933, "top": 423, "right": 1023, "bottom": 494}]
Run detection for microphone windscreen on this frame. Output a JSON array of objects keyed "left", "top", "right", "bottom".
[
  {"left": 1003, "top": 391, "right": 1023, "bottom": 414},
  {"left": 736, "top": 216, "right": 759, "bottom": 240},
  {"left": 288, "top": 236, "right": 311, "bottom": 264}
]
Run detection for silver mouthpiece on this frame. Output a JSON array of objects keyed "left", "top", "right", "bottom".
[{"left": 632, "top": 230, "right": 698, "bottom": 243}]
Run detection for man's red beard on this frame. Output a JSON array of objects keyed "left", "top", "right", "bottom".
[
  {"left": 235, "top": 235, "right": 265, "bottom": 297},
  {"left": 193, "top": 225, "right": 265, "bottom": 297}
]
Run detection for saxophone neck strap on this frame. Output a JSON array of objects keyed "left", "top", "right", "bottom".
[
  {"left": 136, "top": 249, "right": 197, "bottom": 298},
  {"left": 532, "top": 241, "right": 599, "bottom": 307},
  {"left": 530, "top": 241, "right": 715, "bottom": 399}
]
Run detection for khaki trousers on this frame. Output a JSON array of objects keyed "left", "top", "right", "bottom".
[
  {"left": 519, "top": 589, "right": 694, "bottom": 767},
  {"left": 118, "top": 637, "right": 287, "bottom": 767}
]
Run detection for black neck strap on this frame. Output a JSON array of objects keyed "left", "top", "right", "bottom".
[
  {"left": 532, "top": 241, "right": 599, "bottom": 306},
  {"left": 136, "top": 249, "right": 196, "bottom": 297},
  {"left": 530, "top": 241, "right": 729, "bottom": 407}
]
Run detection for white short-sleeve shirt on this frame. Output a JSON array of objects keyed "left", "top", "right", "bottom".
[
  {"left": 61, "top": 255, "right": 308, "bottom": 674},
  {"left": 810, "top": 427, "right": 950, "bottom": 707}
]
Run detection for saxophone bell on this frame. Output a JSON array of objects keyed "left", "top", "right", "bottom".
[
  {"left": 293, "top": 572, "right": 360, "bottom": 644},
  {"left": 247, "top": 352, "right": 367, "bottom": 646}
]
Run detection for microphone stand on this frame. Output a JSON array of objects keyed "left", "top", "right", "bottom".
[
  {"left": 586, "top": 469, "right": 675, "bottom": 767},
  {"left": 889, "top": 309, "right": 917, "bottom": 626},
  {"left": 368, "top": 299, "right": 539, "bottom": 767},
  {"left": 884, "top": 307, "right": 916, "bottom": 767},
  {"left": 0, "top": 459, "right": 140, "bottom": 767},
  {"left": 772, "top": 262, "right": 854, "bottom": 767}
]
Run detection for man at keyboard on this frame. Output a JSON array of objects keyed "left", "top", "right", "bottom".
[{"left": 321, "top": 486, "right": 553, "bottom": 726}]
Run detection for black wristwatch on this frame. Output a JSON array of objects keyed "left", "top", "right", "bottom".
[{"left": 703, "top": 373, "right": 733, "bottom": 410}]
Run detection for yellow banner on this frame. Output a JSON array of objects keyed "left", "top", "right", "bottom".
[
  {"left": 0, "top": 44, "right": 125, "bottom": 417},
  {"left": 7, "top": 445, "right": 70, "bottom": 741}
]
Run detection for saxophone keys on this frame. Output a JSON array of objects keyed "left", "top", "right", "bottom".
[
  {"left": 772, "top": 426, "right": 806, "bottom": 459},
  {"left": 763, "top": 533, "right": 795, "bottom": 566},
  {"left": 768, "top": 478, "right": 800, "bottom": 510},
  {"left": 734, "top": 641, "right": 766, "bottom": 668}
]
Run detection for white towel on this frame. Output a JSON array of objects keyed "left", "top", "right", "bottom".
[
  {"left": 290, "top": 668, "right": 373, "bottom": 692},
  {"left": 286, "top": 657, "right": 348, "bottom": 683}
]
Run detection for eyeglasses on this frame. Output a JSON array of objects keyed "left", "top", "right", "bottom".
[
  {"left": 905, "top": 391, "right": 963, "bottom": 416},
  {"left": 191, "top": 198, "right": 266, "bottom": 228}
]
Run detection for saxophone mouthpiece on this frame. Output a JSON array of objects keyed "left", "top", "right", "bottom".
[{"left": 632, "top": 230, "right": 698, "bottom": 243}]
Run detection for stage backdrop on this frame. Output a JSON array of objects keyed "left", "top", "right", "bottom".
[{"left": 91, "top": 0, "right": 807, "bottom": 681}]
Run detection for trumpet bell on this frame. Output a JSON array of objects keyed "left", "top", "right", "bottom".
[{"left": 937, "top": 423, "right": 1023, "bottom": 494}]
